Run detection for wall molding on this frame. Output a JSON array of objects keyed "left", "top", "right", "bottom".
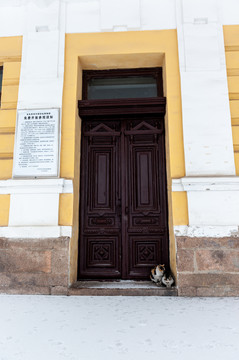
[
  {"left": 172, "top": 176, "right": 239, "bottom": 192},
  {"left": 0, "top": 178, "right": 73, "bottom": 194}
]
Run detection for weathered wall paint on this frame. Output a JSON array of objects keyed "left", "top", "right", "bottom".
[
  {"left": 224, "top": 25, "right": 239, "bottom": 175},
  {"left": 62, "top": 30, "right": 186, "bottom": 283}
]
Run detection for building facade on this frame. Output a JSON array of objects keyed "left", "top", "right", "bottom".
[{"left": 0, "top": 0, "right": 239, "bottom": 296}]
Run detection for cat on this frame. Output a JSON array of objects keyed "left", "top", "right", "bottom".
[
  {"left": 150, "top": 264, "right": 165, "bottom": 286},
  {"left": 161, "top": 267, "right": 174, "bottom": 288},
  {"left": 150, "top": 264, "right": 174, "bottom": 287}
]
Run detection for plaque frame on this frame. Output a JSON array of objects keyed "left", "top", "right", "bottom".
[{"left": 12, "top": 108, "right": 61, "bottom": 178}]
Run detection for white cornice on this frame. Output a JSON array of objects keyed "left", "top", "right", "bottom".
[
  {"left": 0, "top": 178, "right": 73, "bottom": 194},
  {"left": 172, "top": 177, "right": 239, "bottom": 192}
]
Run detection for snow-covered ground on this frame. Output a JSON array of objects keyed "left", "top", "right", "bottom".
[{"left": 0, "top": 295, "right": 239, "bottom": 360}]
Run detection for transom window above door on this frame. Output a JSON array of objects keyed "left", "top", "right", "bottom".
[{"left": 83, "top": 68, "right": 163, "bottom": 100}]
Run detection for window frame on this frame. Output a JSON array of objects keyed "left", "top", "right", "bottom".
[
  {"left": 79, "top": 67, "right": 166, "bottom": 119},
  {"left": 82, "top": 67, "right": 164, "bottom": 100}
]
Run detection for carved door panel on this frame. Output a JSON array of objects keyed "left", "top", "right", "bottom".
[
  {"left": 79, "top": 120, "right": 122, "bottom": 278},
  {"left": 122, "top": 119, "right": 168, "bottom": 279},
  {"left": 79, "top": 118, "right": 168, "bottom": 279}
]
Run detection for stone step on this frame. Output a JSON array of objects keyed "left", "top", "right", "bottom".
[{"left": 69, "top": 281, "right": 178, "bottom": 296}]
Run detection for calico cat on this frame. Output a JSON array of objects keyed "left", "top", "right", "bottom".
[
  {"left": 150, "top": 264, "right": 165, "bottom": 286},
  {"left": 150, "top": 264, "right": 174, "bottom": 287}
]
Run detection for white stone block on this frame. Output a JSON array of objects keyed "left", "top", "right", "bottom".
[
  {"left": 66, "top": 1, "right": 100, "bottom": 33},
  {"left": 182, "top": 0, "right": 218, "bottom": 23},
  {"left": 18, "top": 77, "right": 63, "bottom": 109},
  {"left": 172, "top": 176, "right": 239, "bottom": 192},
  {"left": 221, "top": 0, "right": 239, "bottom": 25},
  {"left": 180, "top": 71, "right": 235, "bottom": 176},
  {"left": 26, "top": 0, "right": 60, "bottom": 33},
  {"left": 184, "top": 23, "right": 220, "bottom": 71},
  {"left": 0, "top": 226, "right": 72, "bottom": 239},
  {"left": 187, "top": 191, "right": 239, "bottom": 226},
  {"left": 100, "top": 0, "right": 140, "bottom": 30},
  {"left": 141, "top": 0, "right": 176, "bottom": 30},
  {"left": 0, "top": 179, "right": 73, "bottom": 195},
  {"left": 176, "top": 0, "right": 235, "bottom": 177},
  {"left": 0, "top": 4, "right": 24, "bottom": 37},
  {"left": 17, "top": 1, "right": 65, "bottom": 110},
  {"left": 9, "top": 193, "right": 59, "bottom": 226},
  {"left": 23, "top": 31, "right": 59, "bottom": 79}
]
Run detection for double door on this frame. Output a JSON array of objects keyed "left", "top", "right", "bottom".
[{"left": 79, "top": 117, "right": 168, "bottom": 279}]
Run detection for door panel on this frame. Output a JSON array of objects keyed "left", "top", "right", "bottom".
[
  {"left": 130, "top": 236, "right": 162, "bottom": 267},
  {"left": 79, "top": 118, "right": 168, "bottom": 280},
  {"left": 123, "top": 119, "right": 168, "bottom": 279},
  {"left": 90, "top": 148, "right": 113, "bottom": 210},
  {"left": 79, "top": 120, "right": 121, "bottom": 278},
  {"left": 134, "top": 148, "right": 157, "bottom": 210}
]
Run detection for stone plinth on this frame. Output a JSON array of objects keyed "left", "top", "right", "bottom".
[
  {"left": 176, "top": 236, "right": 239, "bottom": 296},
  {"left": 0, "top": 237, "right": 70, "bottom": 295}
]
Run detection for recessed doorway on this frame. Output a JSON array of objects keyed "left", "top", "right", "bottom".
[{"left": 78, "top": 68, "right": 169, "bottom": 280}]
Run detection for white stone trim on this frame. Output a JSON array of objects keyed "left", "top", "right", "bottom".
[
  {"left": 0, "top": 226, "right": 72, "bottom": 239},
  {"left": 174, "top": 225, "right": 239, "bottom": 238},
  {"left": 176, "top": 0, "right": 235, "bottom": 176},
  {"left": 17, "top": 1, "right": 66, "bottom": 110},
  {"left": 9, "top": 194, "right": 60, "bottom": 226},
  {"left": 172, "top": 177, "right": 239, "bottom": 192},
  {"left": 171, "top": 178, "right": 185, "bottom": 192},
  {"left": 0, "top": 179, "right": 73, "bottom": 194},
  {"left": 221, "top": 0, "right": 239, "bottom": 25}
]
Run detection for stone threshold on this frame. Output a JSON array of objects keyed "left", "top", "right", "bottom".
[{"left": 69, "top": 281, "right": 178, "bottom": 296}]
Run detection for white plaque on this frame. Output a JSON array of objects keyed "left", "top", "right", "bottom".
[{"left": 13, "top": 109, "right": 60, "bottom": 178}]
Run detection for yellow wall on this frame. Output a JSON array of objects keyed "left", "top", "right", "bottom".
[
  {"left": 172, "top": 192, "right": 188, "bottom": 226},
  {"left": 59, "top": 194, "right": 73, "bottom": 226},
  {"left": 61, "top": 30, "right": 186, "bottom": 283},
  {"left": 0, "top": 37, "right": 22, "bottom": 179},
  {"left": 224, "top": 26, "right": 239, "bottom": 174},
  {"left": 0, "top": 194, "right": 10, "bottom": 226},
  {"left": 0, "top": 36, "right": 73, "bottom": 229},
  {"left": 0, "top": 37, "right": 22, "bottom": 225}
]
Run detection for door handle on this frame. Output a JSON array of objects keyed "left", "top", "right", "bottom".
[{"left": 125, "top": 206, "right": 129, "bottom": 214}]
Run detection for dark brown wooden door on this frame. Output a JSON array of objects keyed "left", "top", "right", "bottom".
[{"left": 79, "top": 117, "right": 168, "bottom": 280}]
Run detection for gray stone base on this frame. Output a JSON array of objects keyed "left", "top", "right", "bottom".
[
  {"left": 0, "top": 237, "right": 70, "bottom": 295},
  {"left": 176, "top": 236, "right": 239, "bottom": 296},
  {"left": 69, "top": 281, "right": 178, "bottom": 296}
]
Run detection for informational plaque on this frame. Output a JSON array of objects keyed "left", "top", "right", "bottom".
[{"left": 13, "top": 109, "right": 60, "bottom": 178}]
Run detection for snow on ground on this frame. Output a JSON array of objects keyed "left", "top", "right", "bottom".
[{"left": 0, "top": 296, "right": 239, "bottom": 360}]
